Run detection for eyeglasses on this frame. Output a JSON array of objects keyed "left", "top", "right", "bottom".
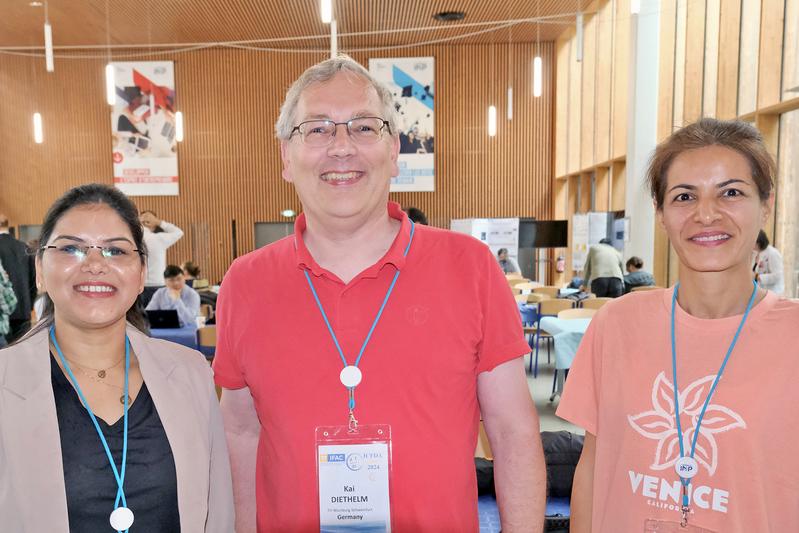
[
  {"left": 290, "top": 117, "right": 391, "bottom": 146},
  {"left": 41, "top": 242, "right": 144, "bottom": 265}
]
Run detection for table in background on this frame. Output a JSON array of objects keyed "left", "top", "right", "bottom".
[
  {"left": 538, "top": 317, "right": 591, "bottom": 399},
  {"left": 150, "top": 324, "right": 199, "bottom": 350}
]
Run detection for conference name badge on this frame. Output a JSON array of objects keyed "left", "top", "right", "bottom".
[{"left": 316, "top": 424, "right": 393, "bottom": 532}]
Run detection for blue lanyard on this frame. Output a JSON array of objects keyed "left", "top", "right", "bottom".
[
  {"left": 50, "top": 326, "right": 131, "bottom": 533},
  {"left": 304, "top": 221, "right": 415, "bottom": 413},
  {"left": 670, "top": 280, "right": 757, "bottom": 509}
]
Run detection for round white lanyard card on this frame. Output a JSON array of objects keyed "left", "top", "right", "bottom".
[
  {"left": 675, "top": 456, "right": 698, "bottom": 479},
  {"left": 339, "top": 365, "right": 362, "bottom": 388},
  {"left": 109, "top": 506, "right": 135, "bottom": 531}
]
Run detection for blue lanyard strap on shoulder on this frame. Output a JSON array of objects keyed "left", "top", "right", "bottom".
[
  {"left": 50, "top": 326, "right": 131, "bottom": 532},
  {"left": 304, "top": 220, "right": 415, "bottom": 411},
  {"left": 670, "top": 280, "right": 758, "bottom": 500}
]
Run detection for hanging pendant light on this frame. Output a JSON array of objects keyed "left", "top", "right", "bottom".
[
  {"left": 321, "top": 0, "right": 332, "bottom": 23},
  {"left": 488, "top": 105, "right": 497, "bottom": 137},
  {"left": 44, "top": 22, "right": 54, "bottom": 72},
  {"left": 33, "top": 113, "right": 44, "bottom": 143},
  {"left": 533, "top": 0, "right": 543, "bottom": 97},
  {"left": 533, "top": 56, "right": 543, "bottom": 97},
  {"left": 174, "top": 111, "right": 184, "bottom": 142}
]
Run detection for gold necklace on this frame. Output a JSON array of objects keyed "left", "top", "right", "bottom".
[
  {"left": 51, "top": 349, "right": 131, "bottom": 405},
  {"left": 64, "top": 353, "right": 124, "bottom": 379}
]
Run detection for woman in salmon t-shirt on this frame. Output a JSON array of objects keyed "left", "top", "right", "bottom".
[{"left": 557, "top": 118, "right": 799, "bottom": 533}]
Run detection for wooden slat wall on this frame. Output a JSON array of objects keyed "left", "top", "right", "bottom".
[
  {"left": 0, "top": 42, "right": 555, "bottom": 283},
  {"left": 555, "top": 0, "right": 799, "bottom": 289}
]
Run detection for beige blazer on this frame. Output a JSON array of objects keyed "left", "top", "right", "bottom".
[{"left": 0, "top": 325, "right": 234, "bottom": 532}]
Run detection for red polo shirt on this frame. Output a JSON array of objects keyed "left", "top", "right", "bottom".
[{"left": 213, "top": 202, "right": 530, "bottom": 532}]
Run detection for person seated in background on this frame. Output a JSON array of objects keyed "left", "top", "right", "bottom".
[
  {"left": 181, "top": 260, "right": 201, "bottom": 287},
  {"left": 623, "top": 256, "right": 655, "bottom": 293},
  {"left": 497, "top": 247, "right": 521, "bottom": 274},
  {"left": 754, "top": 230, "right": 784, "bottom": 295},
  {"left": 146, "top": 264, "right": 200, "bottom": 327}
]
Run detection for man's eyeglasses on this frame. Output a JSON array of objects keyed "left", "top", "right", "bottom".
[
  {"left": 41, "top": 242, "right": 144, "bottom": 265},
  {"left": 290, "top": 117, "right": 391, "bottom": 146}
]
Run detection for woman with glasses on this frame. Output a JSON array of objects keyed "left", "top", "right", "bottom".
[
  {"left": 0, "top": 184, "right": 233, "bottom": 532},
  {"left": 558, "top": 119, "right": 799, "bottom": 532}
]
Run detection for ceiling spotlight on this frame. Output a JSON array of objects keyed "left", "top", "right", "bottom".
[
  {"left": 281, "top": 209, "right": 296, "bottom": 218},
  {"left": 433, "top": 11, "right": 466, "bottom": 22},
  {"left": 29, "top": 1, "right": 43, "bottom": 6}
]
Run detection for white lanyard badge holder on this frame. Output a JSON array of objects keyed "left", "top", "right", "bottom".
[
  {"left": 644, "top": 282, "right": 757, "bottom": 533},
  {"left": 306, "top": 222, "right": 414, "bottom": 532}
]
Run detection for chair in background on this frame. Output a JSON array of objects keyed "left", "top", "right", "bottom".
[
  {"left": 533, "top": 286, "right": 560, "bottom": 298},
  {"left": 514, "top": 293, "right": 529, "bottom": 304},
  {"left": 508, "top": 278, "right": 532, "bottom": 288},
  {"left": 192, "top": 278, "right": 211, "bottom": 290},
  {"left": 526, "top": 293, "right": 548, "bottom": 304},
  {"left": 505, "top": 273, "right": 524, "bottom": 280},
  {"left": 197, "top": 325, "right": 216, "bottom": 359},
  {"left": 530, "top": 298, "right": 574, "bottom": 376},
  {"left": 580, "top": 297, "right": 612, "bottom": 310},
  {"left": 558, "top": 308, "right": 596, "bottom": 319},
  {"left": 199, "top": 303, "right": 214, "bottom": 321}
]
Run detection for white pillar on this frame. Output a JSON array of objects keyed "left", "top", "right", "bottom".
[{"left": 624, "top": 0, "right": 660, "bottom": 271}]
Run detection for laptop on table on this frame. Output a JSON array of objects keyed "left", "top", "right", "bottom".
[{"left": 146, "top": 309, "right": 181, "bottom": 329}]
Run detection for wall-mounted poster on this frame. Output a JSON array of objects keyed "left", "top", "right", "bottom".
[
  {"left": 572, "top": 214, "right": 590, "bottom": 271},
  {"left": 369, "top": 57, "right": 435, "bottom": 192},
  {"left": 111, "top": 61, "right": 178, "bottom": 196}
]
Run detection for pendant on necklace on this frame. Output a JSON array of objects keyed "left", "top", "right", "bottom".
[
  {"left": 98, "top": 370, "right": 106, "bottom": 378},
  {"left": 120, "top": 395, "right": 131, "bottom": 405}
]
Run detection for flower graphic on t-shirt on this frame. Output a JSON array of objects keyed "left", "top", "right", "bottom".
[{"left": 627, "top": 371, "right": 746, "bottom": 476}]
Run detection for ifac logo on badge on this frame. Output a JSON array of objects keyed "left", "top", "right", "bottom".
[{"left": 346, "top": 453, "right": 363, "bottom": 471}]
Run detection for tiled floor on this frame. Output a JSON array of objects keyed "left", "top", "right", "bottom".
[{"left": 525, "top": 350, "right": 583, "bottom": 435}]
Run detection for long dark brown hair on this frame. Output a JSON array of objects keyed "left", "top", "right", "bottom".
[{"left": 29, "top": 183, "right": 149, "bottom": 337}]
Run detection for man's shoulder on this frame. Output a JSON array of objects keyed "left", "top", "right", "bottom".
[
  {"left": 152, "top": 286, "right": 169, "bottom": 297},
  {"left": 226, "top": 235, "right": 295, "bottom": 279}
]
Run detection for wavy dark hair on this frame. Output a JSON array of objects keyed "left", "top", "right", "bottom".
[{"left": 30, "top": 183, "right": 149, "bottom": 336}]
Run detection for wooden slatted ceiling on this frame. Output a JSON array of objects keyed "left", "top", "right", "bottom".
[
  {"left": 0, "top": 42, "right": 554, "bottom": 283},
  {"left": 2, "top": 0, "right": 578, "bottom": 48}
]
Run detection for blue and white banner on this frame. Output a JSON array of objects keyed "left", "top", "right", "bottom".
[{"left": 369, "top": 57, "right": 435, "bottom": 192}]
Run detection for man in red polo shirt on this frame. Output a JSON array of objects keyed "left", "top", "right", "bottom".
[{"left": 213, "top": 56, "right": 546, "bottom": 532}]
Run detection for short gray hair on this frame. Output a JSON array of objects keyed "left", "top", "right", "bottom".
[{"left": 274, "top": 55, "right": 398, "bottom": 140}]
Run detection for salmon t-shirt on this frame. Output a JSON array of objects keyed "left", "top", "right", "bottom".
[{"left": 557, "top": 287, "right": 799, "bottom": 532}]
